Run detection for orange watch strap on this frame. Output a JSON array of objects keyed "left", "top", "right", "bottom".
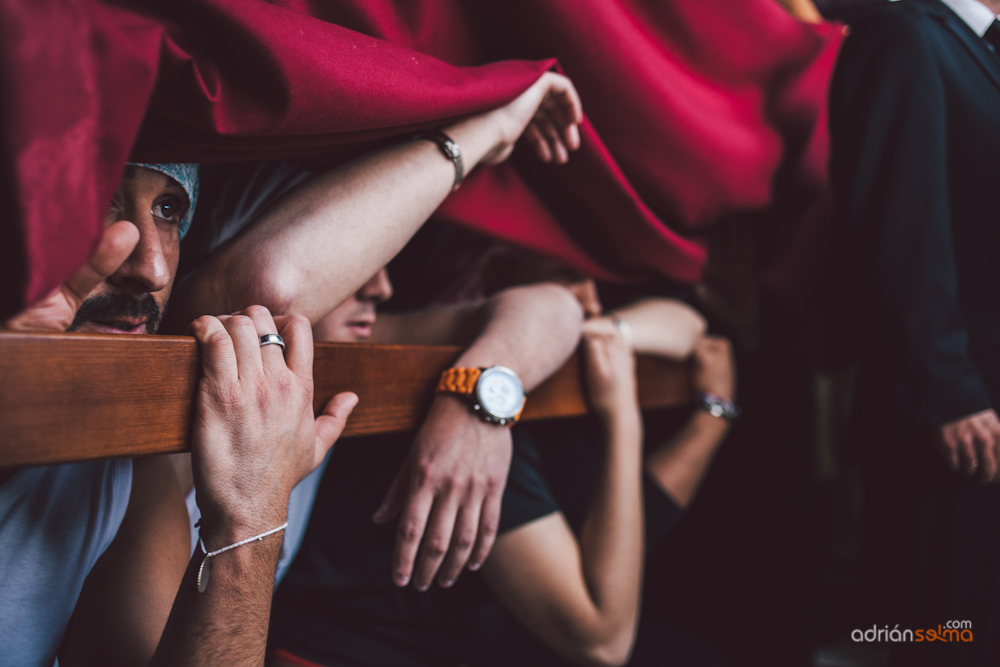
[
  {"left": 436, "top": 367, "right": 481, "bottom": 395},
  {"left": 511, "top": 398, "right": 526, "bottom": 424}
]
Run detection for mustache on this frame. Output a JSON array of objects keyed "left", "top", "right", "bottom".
[{"left": 68, "top": 292, "right": 163, "bottom": 334}]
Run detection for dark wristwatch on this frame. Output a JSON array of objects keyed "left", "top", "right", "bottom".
[
  {"left": 697, "top": 392, "right": 741, "bottom": 420},
  {"left": 414, "top": 129, "right": 464, "bottom": 191}
]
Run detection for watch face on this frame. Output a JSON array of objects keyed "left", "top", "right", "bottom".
[{"left": 475, "top": 367, "right": 524, "bottom": 420}]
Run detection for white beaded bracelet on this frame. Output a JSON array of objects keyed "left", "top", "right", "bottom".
[{"left": 195, "top": 521, "right": 288, "bottom": 593}]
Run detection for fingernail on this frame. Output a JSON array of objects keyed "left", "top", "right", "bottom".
[
  {"left": 394, "top": 574, "right": 410, "bottom": 587},
  {"left": 416, "top": 582, "right": 429, "bottom": 592},
  {"left": 467, "top": 562, "right": 481, "bottom": 572},
  {"left": 440, "top": 579, "right": 454, "bottom": 588}
]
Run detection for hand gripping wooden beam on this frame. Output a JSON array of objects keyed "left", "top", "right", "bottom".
[{"left": 0, "top": 332, "right": 691, "bottom": 467}]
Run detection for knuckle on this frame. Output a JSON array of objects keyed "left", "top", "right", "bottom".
[
  {"left": 398, "top": 521, "right": 422, "bottom": 543},
  {"left": 452, "top": 533, "right": 475, "bottom": 552},
  {"left": 254, "top": 377, "right": 271, "bottom": 407},
  {"left": 190, "top": 316, "right": 212, "bottom": 333},
  {"left": 469, "top": 472, "right": 488, "bottom": 490},
  {"left": 424, "top": 539, "right": 448, "bottom": 559},
  {"left": 245, "top": 304, "right": 271, "bottom": 319},
  {"left": 206, "top": 329, "right": 232, "bottom": 348},
  {"left": 272, "top": 370, "right": 294, "bottom": 394},
  {"left": 230, "top": 314, "right": 255, "bottom": 331},
  {"left": 438, "top": 476, "right": 457, "bottom": 496},
  {"left": 479, "top": 519, "right": 499, "bottom": 538},
  {"left": 414, "top": 462, "right": 436, "bottom": 487},
  {"left": 214, "top": 383, "right": 242, "bottom": 408}
]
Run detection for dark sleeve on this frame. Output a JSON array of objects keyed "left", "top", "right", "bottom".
[
  {"left": 829, "top": 13, "right": 992, "bottom": 426},
  {"left": 497, "top": 429, "right": 560, "bottom": 534},
  {"left": 643, "top": 472, "right": 683, "bottom": 552}
]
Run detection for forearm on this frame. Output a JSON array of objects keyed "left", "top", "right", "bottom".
[
  {"left": 150, "top": 524, "right": 284, "bottom": 667},
  {"left": 175, "top": 136, "right": 470, "bottom": 323},
  {"left": 372, "top": 303, "right": 486, "bottom": 346},
  {"left": 450, "top": 283, "right": 584, "bottom": 390},
  {"left": 482, "top": 411, "right": 645, "bottom": 667},
  {"left": 575, "top": 409, "right": 645, "bottom": 659},
  {"left": 645, "top": 411, "right": 729, "bottom": 506},
  {"left": 583, "top": 299, "right": 706, "bottom": 360},
  {"left": 172, "top": 92, "right": 546, "bottom": 325}
]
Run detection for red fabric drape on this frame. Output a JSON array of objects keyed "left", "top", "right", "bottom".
[{"left": 0, "top": 0, "right": 842, "bottom": 319}]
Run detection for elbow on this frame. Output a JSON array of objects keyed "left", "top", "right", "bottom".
[
  {"left": 562, "top": 619, "right": 637, "bottom": 667},
  {"left": 538, "top": 281, "right": 586, "bottom": 333},
  {"left": 690, "top": 307, "right": 708, "bottom": 340},
  {"left": 520, "top": 281, "right": 585, "bottom": 320},
  {"left": 498, "top": 281, "right": 585, "bottom": 351},
  {"left": 683, "top": 307, "right": 709, "bottom": 356},
  {"left": 545, "top": 283, "right": 587, "bottom": 359},
  {"left": 656, "top": 299, "right": 708, "bottom": 358},
  {"left": 226, "top": 253, "right": 298, "bottom": 318},
  {"left": 577, "top": 633, "right": 636, "bottom": 667}
]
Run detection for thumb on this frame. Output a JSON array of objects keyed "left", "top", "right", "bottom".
[
  {"left": 65, "top": 220, "right": 140, "bottom": 303},
  {"left": 314, "top": 392, "right": 359, "bottom": 466},
  {"left": 373, "top": 465, "right": 408, "bottom": 524}
]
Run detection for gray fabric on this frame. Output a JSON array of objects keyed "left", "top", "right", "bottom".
[{"left": 0, "top": 460, "right": 132, "bottom": 666}]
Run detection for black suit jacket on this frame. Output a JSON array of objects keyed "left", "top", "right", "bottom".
[{"left": 830, "top": 0, "right": 1000, "bottom": 429}]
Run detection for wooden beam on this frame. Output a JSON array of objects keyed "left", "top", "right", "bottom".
[{"left": 0, "top": 332, "right": 691, "bottom": 467}]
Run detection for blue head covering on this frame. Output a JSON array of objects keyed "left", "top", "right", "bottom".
[{"left": 128, "top": 163, "right": 199, "bottom": 239}]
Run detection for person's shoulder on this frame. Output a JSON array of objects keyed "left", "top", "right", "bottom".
[
  {"left": 837, "top": 0, "right": 945, "bottom": 76},
  {"left": 847, "top": 0, "right": 944, "bottom": 46}
]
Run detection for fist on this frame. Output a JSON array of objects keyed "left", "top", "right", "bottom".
[{"left": 581, "top": 332, "right": 638, "bottom": 422}]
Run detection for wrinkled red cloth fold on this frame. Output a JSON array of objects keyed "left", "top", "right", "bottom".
[{"left": 0, "top": 0, "right": 841, "bottom": 319}]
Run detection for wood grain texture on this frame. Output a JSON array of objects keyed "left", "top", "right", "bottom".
[{"left": 0, "top": 332, "right": 691, "bottom": 467}]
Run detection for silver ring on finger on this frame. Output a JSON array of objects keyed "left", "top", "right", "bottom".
[{"left": 259, "top": 333, "right": 285, "bottom": 349}]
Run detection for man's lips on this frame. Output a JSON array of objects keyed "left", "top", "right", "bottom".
[
  {"left": 75, "top": 319, "right": 149, "bottom": 335},
  {"left": 346, "top": 319, "right": 374, "bottom": 339}
]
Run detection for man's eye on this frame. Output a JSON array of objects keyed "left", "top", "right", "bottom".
[{"left": 152, "top": 199, "right": 181, "bottom": 223}]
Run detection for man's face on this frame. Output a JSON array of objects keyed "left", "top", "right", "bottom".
[
  {"left": 313, "top": 268, "right": 394, "bottom": 342},
  {"left": 68, "top": 166, "right": 185, "bottom": 335}
]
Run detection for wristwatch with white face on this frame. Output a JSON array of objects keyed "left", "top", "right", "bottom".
[
  {"left": 697, "top": 392, "right": 741, "bottom": 420},
  {"left": 436, "top": 366, "right": 526, "bottom": 426}
]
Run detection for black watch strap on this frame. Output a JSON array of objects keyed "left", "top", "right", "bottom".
[
  {"left": 697, "top": 392, "right": 741, "bottom": 420},
  {"left": 414, "top": 129, "right": 464, "bottom": 191}
]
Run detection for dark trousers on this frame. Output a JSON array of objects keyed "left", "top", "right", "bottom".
[{"left": 859, "top": 418, "right": 1000, "bottom": 667}]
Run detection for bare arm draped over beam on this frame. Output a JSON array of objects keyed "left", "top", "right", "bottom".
[
  {"left": 169, "top": 72, "right": 583, "bottom": 326},
  {"left": 372, "top": 284, "right": 585, "bottom": 589}
]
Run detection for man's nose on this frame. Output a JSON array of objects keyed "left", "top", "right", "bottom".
[
  {"left": 108, "top": 217, "right": 172, "bottom": 295},
  {"left": 360, "top": 268, "right": 394, "bottom": 303}
]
